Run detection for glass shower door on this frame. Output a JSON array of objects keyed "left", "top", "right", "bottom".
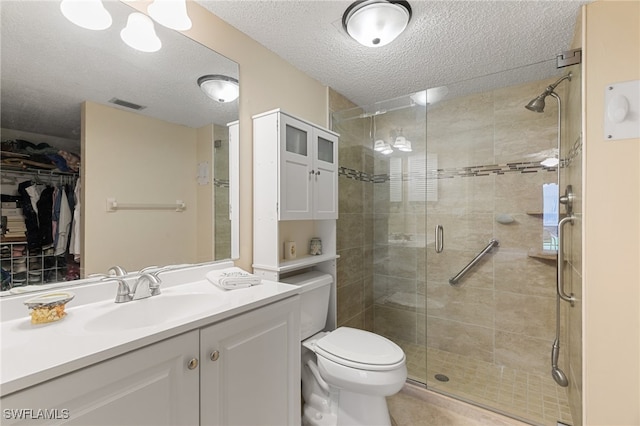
[{"left": 423, "top": 66, "right": 577, "bottom": 425}]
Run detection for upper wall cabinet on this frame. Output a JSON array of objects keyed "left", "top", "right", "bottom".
[{"left": 254, "top": 110, "right": 338, "bottom": 220}]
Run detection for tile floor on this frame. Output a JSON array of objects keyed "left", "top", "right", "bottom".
[
  {"left": 396, "top": 341, "right": 574, "bottom": 426},
  {"left": 388, "top": 383, "right": 531, "bottom": 426}
]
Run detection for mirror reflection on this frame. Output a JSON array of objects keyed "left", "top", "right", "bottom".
[{"left": 1, "top": 1, "right": 239, "bottom": 294}]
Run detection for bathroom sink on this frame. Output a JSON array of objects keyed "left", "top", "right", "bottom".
[{"left": 84, "top": 293, "right": 224, "bottom": 332}]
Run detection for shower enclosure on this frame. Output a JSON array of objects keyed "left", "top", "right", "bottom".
[{"left": 332, "top": 59, "right": 582, "bottom": 426}]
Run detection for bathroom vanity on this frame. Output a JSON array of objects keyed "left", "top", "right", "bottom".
[{"left": 0, "top": 262, "right": 301, "bottom": 425}]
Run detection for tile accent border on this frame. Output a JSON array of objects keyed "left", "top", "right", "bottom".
[
  {"left": 339, "top": 161, "right": 557, "bottom": 184},
  {"left": 213, "top": 178, "right": 229, "bottom": 188}
]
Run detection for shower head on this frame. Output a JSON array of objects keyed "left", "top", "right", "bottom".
[
  {"left": 525, "top": 72, "right": 573, "bottom": 113},
  {"left": 525, "top": 94, "right": 548, "bottom": 113}
]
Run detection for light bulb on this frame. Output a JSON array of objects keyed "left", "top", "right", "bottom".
[
  {"left": 147, "top": 0, "right": 192, "bottom": 31},
  {"left": 60, "top": 0, "right": 112, "bottom": 31},
  {"left": 120, "top": 13, "right": 162, "bottom": 53}
]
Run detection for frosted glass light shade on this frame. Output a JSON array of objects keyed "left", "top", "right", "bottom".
[
  {"left": 147, "top": 0, "right": 192, "bottom": 31},
  {"left": 60, "top": 0, "right": 112, "bottom": 31},
  {"left": 198, "top": 75, "right": 239, "bottom": 103},
  {"left": 343, "top": 0, "right": 412, "bottom": 47},
  {"left": 120, "top": 13, "right": 162, "bottom": 53}
]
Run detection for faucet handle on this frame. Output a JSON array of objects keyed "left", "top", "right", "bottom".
[{"left": 115, "top": 279, "right": 131, "bottom": 303}]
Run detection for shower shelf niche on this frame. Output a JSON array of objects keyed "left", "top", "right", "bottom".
[
  {"left": 527, "top": 248, "right": 557, "bottom": 261},
  {"left": 526, "top": 211, "right": 568, "bottom": 218}
]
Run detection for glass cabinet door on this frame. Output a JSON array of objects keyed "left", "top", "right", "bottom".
[{"left": 279, "top": 114, "right": 313, "bottom": 220}]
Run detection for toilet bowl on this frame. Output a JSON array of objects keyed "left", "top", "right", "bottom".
[{"left": 280, "top": 272, "right": 407, "bottom": 426}]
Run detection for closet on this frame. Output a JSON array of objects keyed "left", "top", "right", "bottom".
[{"left": 1, "top": 168, "right": 80, "bottom": 291}]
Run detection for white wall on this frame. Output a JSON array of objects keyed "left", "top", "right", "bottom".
[
  {"left": 583, "top": 1, "right": 640, "bottom": 424},
  {"left": 82, "top": 101, "right": 198, "bottom": 274}
]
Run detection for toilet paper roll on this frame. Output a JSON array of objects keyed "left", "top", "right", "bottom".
[{"left": 284, "top": 241, "right": 297, "bottom": 260}]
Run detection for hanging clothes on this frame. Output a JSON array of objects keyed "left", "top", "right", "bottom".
[
  {"left": 69, "top": 179, "right": 81, "bottom": 263},
  {"left": 55, "top": 186, "right": 72, "bottom": 256},
  {"left": 17, "top": 180, "right": 41, "bottom": 250}
]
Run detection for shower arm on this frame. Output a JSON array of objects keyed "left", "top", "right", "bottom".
[{"left": 546, "top": 73, "right": 572, "bottom": 96}]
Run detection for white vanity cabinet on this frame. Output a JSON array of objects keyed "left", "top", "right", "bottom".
[
  {"left": 253, "top": 109, "right": 338, "bottom": 221},
  {"left": 200, "top": 295, "right": 300, "bottom": 426},
  {"left": 1, "top": 331, "right": 200, "bottom": 425},
  {"left": 1, "top": 297, "right": 300, "bottom": 426}
]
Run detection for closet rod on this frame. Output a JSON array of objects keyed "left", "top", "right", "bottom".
[{"left": 106, "top": 198, "right": 186, "bottom": 213}]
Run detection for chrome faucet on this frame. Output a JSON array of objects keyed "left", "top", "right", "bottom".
[{"left": 114, "top": 272, "right": 162, "bottom": 303}]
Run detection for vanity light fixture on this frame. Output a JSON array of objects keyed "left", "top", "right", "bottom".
[
  {"left": 342, "top": 0, "right": 412, "bottom": 47},
  {"left": 198, "top": 75, "right": 240, "bottom": 103},
  {"left": 410, "top": 86, "right": 449, "bottom": 106},
  {"left": 120, "top": 13, "right": 162, "bottom": 53},
  {"left": 60, "top": 0, "right": 112, "bottom": 31},
  {"left": 147, "top": 0, "right": 192, "bottom": 31}
]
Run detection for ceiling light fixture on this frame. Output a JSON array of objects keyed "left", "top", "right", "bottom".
[
  {"left": 342, "top": 0, "right": 412, "bottom": 48},
  {"left": 120, "top": 13, "right": 162, "bottom": 53},
  {"left": 410, "top": 86, "right": 450, "bottom": 106},
  {"left": 60, "top": 0, "right": 112, "bottom": 31},
  {"left": 198, "top": 75, "right": 239, "bottom": 103},
  {"left": 147, "top": 0, "right": 192, "bottom": 31}
]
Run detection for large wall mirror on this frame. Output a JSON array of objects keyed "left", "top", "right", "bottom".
[{"left": 1, "top": 0, "right": 239, "bottom": 294}]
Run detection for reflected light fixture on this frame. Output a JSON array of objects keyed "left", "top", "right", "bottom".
[
  {"left": 147, "top": 0, "right": 192, "bottom": 31},
  {"left": 410, "top": 86, "right": 449, "bottom": 106},
  {"left": 342, "top": 0, "right": 412, "bottom": 47},
  {"left": 198, "top": 75, "right": 240, "bottom": 103},
  {"left": 120, "top": 13, "right": 162, "bottom": 53},
  {"left": 393, "top": 129, "right": 412, "bottom": 152},
  {"left": 60, "top": 0, "right": 112, "bottom": 30}
]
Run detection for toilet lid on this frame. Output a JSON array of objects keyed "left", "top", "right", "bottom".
[{"left": 315, "top": 327, "right": 405, "bottom": 370}]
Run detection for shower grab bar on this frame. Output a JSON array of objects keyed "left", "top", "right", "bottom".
[
  {"left": 449, "top": 239, "right": 499, "bottom": 285},
  {"left": 557, "top": 215, "right": 576, "bottom": 305},
  {"left": 435, "top": 225, "right": 444, "bottom": 253}
]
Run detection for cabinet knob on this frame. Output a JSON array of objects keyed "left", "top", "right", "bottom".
[
  {"left": 187, "top": 358, "right": 199, "bottom": 370},
  {"left": 309, "top": 170, "right": 315, "bottom": 176},
  {"left": 210, "top": 350, "right": 220, "bottom": 361},
  {"left": 316, "top": 171, "right": 321, "bottom": 176}
]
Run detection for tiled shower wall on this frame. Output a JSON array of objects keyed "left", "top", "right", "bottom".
[
  {"left": 330, "top": 90, "right": 376, "bottom": 331},
  {"left": 214, "top": 124, "right": 231, "bottom": 260},
  {"left": 331, "top": 76, "right": 564, "bottom": 377}
]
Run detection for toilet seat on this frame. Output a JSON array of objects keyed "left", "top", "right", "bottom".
[{"left": 314, "top": 327, "right": 405, "bottom": 371}]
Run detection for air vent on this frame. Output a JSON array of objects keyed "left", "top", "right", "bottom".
[{"left": 108, "top": 98, "right": 146, "bottom": 111}]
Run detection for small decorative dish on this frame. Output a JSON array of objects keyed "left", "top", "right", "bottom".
[{"left": 24, "top": 292, "right": 75, "bottom": 324}]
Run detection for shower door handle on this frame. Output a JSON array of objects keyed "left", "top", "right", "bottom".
[
  {"left": 435, "top": 225, "right": 444, "bottom": 253},
  {"left": 557, "top": 215, "right": 575, "bottom": 305}
]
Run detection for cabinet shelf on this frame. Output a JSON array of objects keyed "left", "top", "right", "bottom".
[{"left": 253, "top": 253, "right": 339, "bottom": 274}]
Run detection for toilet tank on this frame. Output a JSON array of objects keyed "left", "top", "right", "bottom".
[{"left": 280, "top": 271, "right": 332, "bottom": 340}]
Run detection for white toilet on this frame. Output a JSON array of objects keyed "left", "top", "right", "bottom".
[{"left": 281, "top": 271, "right": 407, "bottom": 426}]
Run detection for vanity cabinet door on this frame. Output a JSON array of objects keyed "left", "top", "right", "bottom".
[
  {"left": 200, "top": 296, "right": 301, "bottom": 426},
  {"left": 0, "top": 331, "right": 199, "bottom": 425}
]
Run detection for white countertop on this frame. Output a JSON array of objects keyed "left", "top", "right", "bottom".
[{"left": 0, "top": 262, "right": 300, "bottom": 396}]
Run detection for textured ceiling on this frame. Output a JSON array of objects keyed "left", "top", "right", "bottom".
[
  {"left": 1, "top": 1, "right": 238, "bottom": 143},
  {"left": 198, "top": 0, "right": 591, "bottom": 108}
]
